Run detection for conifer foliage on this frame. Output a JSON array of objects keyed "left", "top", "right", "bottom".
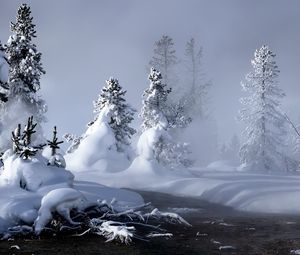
[
  {"left": 11, "top": 116, "right": 45, "bottom": 160},
  {"left": 149, "top": 35, "right": 177, "bottom": 86},
  {"left": 141, "top": 68, "right": 171, "bottom": 130},
  {"left": 5, "top": 3, "right": 46, "bottom": 122},
  {"left": 239, "top": 45, "right": 287, "bottom": 172},
  {"left": 92, "top": 78, "right": 136, "bottom": 152},
  {"left": 184, "top": 38, "right": 211, "bottom": 118},
  {"left": 47, "top": 126, "right": 63, "bottom": 156},
  {"left": 140, "top": 68, "right": 193, "bottom": 168}
]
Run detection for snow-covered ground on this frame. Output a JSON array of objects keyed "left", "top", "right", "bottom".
[
  {"left": 64, "top": 105, "right": 300, "bottom": 216},
  {"left": 0, "top": 149, "right": 143, "bottom": 235},
  {"left": 74, "top": 162, "right": 300, "bottom": 215}
]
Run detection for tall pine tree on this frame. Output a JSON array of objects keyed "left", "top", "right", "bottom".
[
  {"left": 140, "top": 68, "right": 192, "bottom": 168},
  {"left": 5, "top": 4, "right": 46, "bottom": 122},
  {"left": 149, "top": 35, "right": 177, "bottom": 87},
  {"left": 141, "top": 68, "right": 171, "bottom": 131},
  {"left": 92, "top": 77, "right": 136, "bottom": 152},
  {"left": 184, "top": 38, "right": 211, "bottom": 118},
  {"left": 239, "top": 45, "right": 287, "bottom": 172},
  {"left": 0, "top": 4, "right": 47, "bottom": 151}
]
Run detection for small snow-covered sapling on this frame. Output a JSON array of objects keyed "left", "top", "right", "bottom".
[
  {"left": 11, "top": 116, "right": 45, "bottom": 160},
  {"left": 47, "top": 126, "right": 63, "bottom": 156},
  {"left": 23, "top": 116, "right": 37, "bottom": 147}
]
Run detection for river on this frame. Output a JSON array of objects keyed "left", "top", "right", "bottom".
[{"left": 1, "top": 190, "right": 300, "bottom": 254}]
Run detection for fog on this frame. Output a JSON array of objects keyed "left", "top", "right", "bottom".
[{"left": 1, "top": 0, "right": 300, "bottom": 145}]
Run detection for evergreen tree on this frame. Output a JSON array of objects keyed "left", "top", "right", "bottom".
[
  {"left": 11, "top": 116, "right": 46, "bottom": 160},
  {"left": 141, "top": 68, "right": 171, "bottom": 130},
  {"left": 239, "top": 45, "right": 287, "bottom": 172},
  {"left": 141, "top": 68, "right": 191, "bottom": 131},
  {"left": 5, "top": 4, "right": 46, "bottom": 123},
  {"left": 140, "top": 68, "right": 192, "bottom": 168},
  {"left": 92, "top": 78, "right": 136, "bottom": 152},
  {"left": 149, "top": 35, "right": 177, "bottom": 86},
  {"left": 184, "top": 38, "right": 211, "bottom": 118}
]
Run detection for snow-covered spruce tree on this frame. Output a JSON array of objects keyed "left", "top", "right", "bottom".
[
  {"left": 64, "top": 78, "right": 136, "bottom": 171},
  {"left": 11, "top": 116, "right": 46, "bottom": 160},
  {"left": 141, "top": 68, "right": 170, "bottom": 131},
  {"left": 91, "top": 78, "right": 136, "bottom": 152},
  {"left": 149, "top": 35, "right": 177, "bottom": 87},
  {"left": 47, "top": 126, "right": 65, "bottom": 168},
  {"left": 1, "top": 4, "right": 47, "bottom": 151},
  {"left": 140, "top": 68, "right": 193, "bottom": 168},
  {"left": 239, "top": 45, "right": 288, "bottom": 172},
  {"left": 184, "top": 38, "right": 211, "bottom": 118}
]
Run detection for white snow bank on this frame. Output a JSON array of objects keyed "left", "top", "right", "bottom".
[
  {"left": 74, "top": 157, "right": 300, "bottom": 215},
  {"left": 65, "top": 107, "right": 130, "bottom": 173},
  {"left": 0, "top": 152, "right": 143, "bottom": 235},
  {"left": 206, "top": 160, "right": 237, "bottom": 172},
  {"left": 1, "top": 152, "right": 74, "bottom": 191},
  {"left": 35, "top": 188, "right": 85, "bottom": 234}
]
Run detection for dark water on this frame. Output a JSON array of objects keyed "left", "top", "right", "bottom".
[{"left": 2, "top": 190, "right": 300, "bottom": 254}]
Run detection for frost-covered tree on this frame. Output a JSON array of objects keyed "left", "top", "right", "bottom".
[
  {"left": 5, "top": 4, "right": 46, "bottom": 122},
  {"left": 92, "top": 78, "right": 136, "bottom": 152},
  {"left": 141, "top": 68, "right": 191, "bottom": 131},
  {"left": 183, "top": 38, "right": 211, "bottom": 118},
  {"left": 149, "top": 35, "right": 177, "bottom": 86},
  {"left": 63, "top": 133, "right": 82, "bottom": 154},
  {"left": 239, "top": 45, "right": 288, "bottom": 172},
  {"left": 0, "top": 4, "right": 47, "bottom": 151},
  {"left": 11, "top": 116, "right": 46, "bottom": 160},
  {"left": 140, "top": 68, "right": 192, "bottom": 168},
  {"left": 141, "top": 68, "right": 171, "bottom": 130}
]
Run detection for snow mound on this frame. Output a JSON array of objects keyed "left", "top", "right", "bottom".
[
  {"left": 207, "top": 160, "right": 237, "bottom": 172},
  {"left": 65, "top": 107, "right": 130, "bottom": 173},
  {"left": 0, "top": 148, "right": 144, "bottom": 235},
  {"left": 1, "top": 151, "right": 74, "bottom": 191},
  {"left": 35, "top": 188, "right": 86, "bottom": 234}
]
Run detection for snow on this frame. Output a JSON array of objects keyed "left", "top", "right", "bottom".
[
  {"left": 65, "top": 106, "right": 131, "bottom": 173},
  {"left": 73, "top": 156, "right": 300, "bottom": 215},
  {"left": 207, "top": 160, "right": 237, "bottom": 172},
  {"left": 0, "top": 150, "right": 143, "bottom": 235},
  {"left": 1, "top": 151, "right": 74, "bottom": 191},
  {"left": 291, "top": 250, "right": 300, "bottom": 255},
  {"left": 219, "top": 246, "right": 235, "bottom": 251},
  {"left": 35, "top": 188, "right": 85, "bottom": 234}
]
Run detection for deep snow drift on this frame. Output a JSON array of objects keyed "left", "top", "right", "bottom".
[
  {"left": 65, "top": 106, "right": 131, "bottom": 173},
  {"left": 0, "top": 148, "right": 143, "bottom": 236}
]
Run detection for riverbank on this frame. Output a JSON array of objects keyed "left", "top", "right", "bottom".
[{"left": 1, "top": 190, "right": 300, "bottom": 254}]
